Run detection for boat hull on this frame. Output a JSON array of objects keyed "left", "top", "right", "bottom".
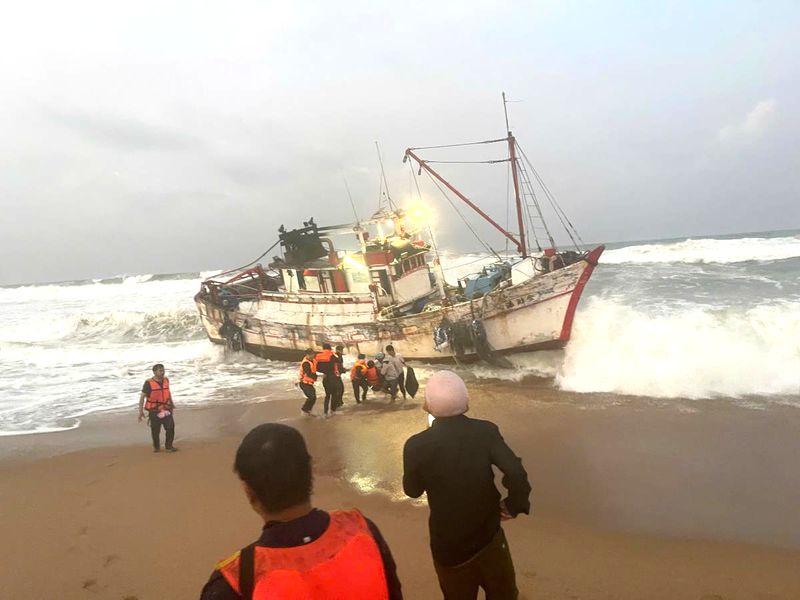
[{"left": 196, "top": 246, "right": 603, "bottom": 362}]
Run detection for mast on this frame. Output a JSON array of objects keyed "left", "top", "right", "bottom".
[{"left": 504, "top": 92, "right": 527, "bottom": 258}]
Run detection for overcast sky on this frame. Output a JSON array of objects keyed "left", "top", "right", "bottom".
[{"left": 1, "top": 0, "right": 798, "bottom": 284}]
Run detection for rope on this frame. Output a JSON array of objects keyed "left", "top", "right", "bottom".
[
  {"left": 440, "top": 255, "right": 494, "bottom": 272},
  {"left": 422, "top": 169, "right": 502, "bottom": 262},
  {"left": 204, "top": 239, "right": 281, "bottom": 282},
  {"left": 517, "top": 144, "right": 585, "bottom": 250},
  {"left": 423, "top": 159, "right": 510, "bottom": 165},
  {"left": 408, "top": 137, "right": 508, "bottom": 151},
  {"left": 410, "top": 161, "right": 448, "bottom": 290}
]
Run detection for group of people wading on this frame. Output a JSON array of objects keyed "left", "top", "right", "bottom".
[{"left": 298, "top": 343, "right": 412, "bottom": 417}]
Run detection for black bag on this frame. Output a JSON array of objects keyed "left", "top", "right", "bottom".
[{"left": 405, "top": 366, "right": 419, "bottom": 398}]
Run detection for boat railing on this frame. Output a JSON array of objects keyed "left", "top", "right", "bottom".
[{"left": 257, "top": 290, "right": 375, "bottom": 305}]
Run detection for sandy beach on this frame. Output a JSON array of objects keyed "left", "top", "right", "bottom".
[{"left": 2, "top": 378, "right": 800, "bottom": 600}]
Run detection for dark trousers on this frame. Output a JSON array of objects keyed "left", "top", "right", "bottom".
[
  {"left": 149, "top": 411, "right": 175, "bottom": 450},
  {"left": 397, "top": 371, "right": 406, "bottom": 398},
  {"left": 433, "top": 528, "right": 518, "bottom": 600},
  {"left": 299, "top": 382, "right": 316, "bottom": 413},
  {"left": 333, "top": 377, "right": 344, "bottom": 410},
  {"left": 323, "top": 378, "right": 336, "bottom": 414},
  {"left": 352, "top": 380, "right": 368, "bottom": 403}
]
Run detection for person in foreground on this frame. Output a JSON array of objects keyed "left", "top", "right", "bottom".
[
  {"left": 138, "top": 363, "right": 178, "bottom": 452},
  {"left": 403, "top": 371, "right": 531, "bottom": 599},
  {"left": 200, "top": 423, "right": 402, "bottom": 600}
]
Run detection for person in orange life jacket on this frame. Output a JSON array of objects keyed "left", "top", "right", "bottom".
[
  {"left": 138, "top": 363, "right": 178, "bottom": 452},
  {"left": 199, "top": 423, "right": 403, "bottom": 600},
  {"left": 298, "top": 349, "right": 318, "bottom": 416},
  {"left": 385, "top": 345, "right": 407, "bottom": 400},
  {"left": 332, "top": 344, "right": 346, "bottom": 411},
  {"left": 403, "top": 371, "right": 531, "bottom": 600},
  {"left": 365, "top": 360, "right": 381, "bottom": 391},
  {"left": 350, "top": 353, "right": 369, "bottom": 404},
  {"left": 315, "top": 343, "right": 339, "bottom": 417}
]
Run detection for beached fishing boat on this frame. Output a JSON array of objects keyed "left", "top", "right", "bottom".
[{"left": 195, "top": 97, "right": 604, "bottom": 363}]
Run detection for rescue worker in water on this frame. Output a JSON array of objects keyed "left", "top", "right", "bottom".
[
  {"left": 315, "top": 343, "right": 340, "bottom": 417},
  {"left": 138, "top": 363, "right": 178, "bottom": 452},
  {"left": 199, "top": 423, "right": 403, "bottom": 599},
  {"left": 350, "top": 353, "right": 369, "bottom": 403},
  {"left": 298, "top": 348, "right": 318, "bottom": 416}
]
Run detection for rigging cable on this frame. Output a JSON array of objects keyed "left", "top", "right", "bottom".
[
  {"left": 517, "top": 143, "right": 585, "bottom": 250},
  {"left": 422, "top": 159, "right": 510, "bottom": 165},
  {"left": 408, "top": 137, "right": 508, "bottom": 151},
  {"left": 421, "top": 168, "right": 503, "bottom": 262},
  {"left": 204, "top": 239, "right": 281, "bottom": 282},
  {"left": 409, "top": 160, "right": 447, "bottom": 291}
]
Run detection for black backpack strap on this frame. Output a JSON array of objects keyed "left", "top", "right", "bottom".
[{"left": 238, "top": 543, "right": 256, "bottom": 600}]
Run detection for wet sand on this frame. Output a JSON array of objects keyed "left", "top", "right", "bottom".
[{"left": 2, "top": 378, "right": 800, "bottom": 599}]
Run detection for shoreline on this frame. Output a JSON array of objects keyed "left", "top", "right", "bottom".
[{"left": 2, "top": 379, "right": 800, "bottom": 598}]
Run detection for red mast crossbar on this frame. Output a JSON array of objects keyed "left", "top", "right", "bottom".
[{"left": 405, "top": 148, "right": 523, "bottom": 253}]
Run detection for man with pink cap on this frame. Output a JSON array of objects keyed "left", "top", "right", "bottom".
[{"left": 403, "top": 370, "right": 530, "bottom": 599}]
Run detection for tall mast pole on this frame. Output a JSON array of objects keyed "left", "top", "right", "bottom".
[{"left": 504, "top": 92, "right": 527, "bottom": 258}]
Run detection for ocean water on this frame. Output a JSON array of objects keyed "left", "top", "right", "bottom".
[{"left": 1, "top": 231, "right": 799, "bottom": 436}]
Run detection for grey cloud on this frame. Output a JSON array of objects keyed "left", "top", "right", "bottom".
[{"left": 46, "top": 109, "right": 203, "bottom": 152}]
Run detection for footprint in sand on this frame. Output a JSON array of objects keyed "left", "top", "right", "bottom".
[
  {"left": 103, "top": 554, "right": 120, "bottom": 568},
  {"left": 82, "top": 579, "right": 98, "bottom": 591},
  {"left": 79, "top": 526, "right": 89, "bottom": 535}
]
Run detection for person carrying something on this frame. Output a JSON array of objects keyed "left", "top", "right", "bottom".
[
  {"left": 385, "top": 344, "right": 407, "bottom": 400},
  {"left": 298, "top": 348, "right": 318, "bottom": 417},
  {"left": 332, "top": 344, "right": 346, "bottom": 411},
  {"left": 315, "top": 343, "right": 340, "bottom": 417},
  {"left": 403, "top": 371, "right": 531, "bottom": 600},
  {"left": 377, "top": 351, "right": 400, "bottom": 402},
  {"left": 138, "top": 363, "right": 178, "bottom": 453},
  {"left": 365, "top": 360, "right": 381, "bottom": 392},
  {"left": 350, "top": 353, "right": 369, "bottom": 404},
  {"left": 200, "top": 423, "right": 403, "bottom": 600}
]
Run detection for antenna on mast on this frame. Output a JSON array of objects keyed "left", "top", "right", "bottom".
[
  {"left": 502, "top": 91, "right": 511, "bottom": 134},
  {"left": 340, "top": 170, "right": 360, "bottom": 223},
  {"left": 375, "top": 141, "right": 397, "bottom": 212}
]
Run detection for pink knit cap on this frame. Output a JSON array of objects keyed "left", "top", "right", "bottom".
[{"left": 425, "top": 370, "right": 469, "bottom": 418}]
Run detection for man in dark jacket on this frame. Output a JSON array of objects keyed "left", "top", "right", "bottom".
[
  {"left": 315, "top": 343, "right": 339, "bottom": 417},
  {"left": 403, "top": 371, "right": 531, "bottom": 599},
  {"left": 200, "top": 423, "right": 402, "bottom": 599}
]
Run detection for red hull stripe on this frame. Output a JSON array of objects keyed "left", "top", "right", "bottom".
[{"left": 559, "top": 245, "right": 605, "bottom": 341}]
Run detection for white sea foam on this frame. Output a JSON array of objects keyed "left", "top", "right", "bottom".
[
  {"left": 557, "top": 297, "right": 800, "bottom": 399},
  {"left": 604, "top": 235, "right": 800, "bottom": 265}
]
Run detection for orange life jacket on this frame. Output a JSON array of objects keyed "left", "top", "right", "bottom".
[
  {"left": 314, "top": 349, "right": 340, "bottom": 377},
  {"left": 145, "top": 378, "right": 172, "bottom": 411},
  {"left": 216, "top": 509, "right": 388, "bottom": 600},
  {"left": 350, "top": 361, "right": 367, "bottom": 381},
  {"left": 365, "top": 367, "right": 380, "bottom": 386},
  {"left": 299, "top": 358, "right": 317, "bottom": 385}
]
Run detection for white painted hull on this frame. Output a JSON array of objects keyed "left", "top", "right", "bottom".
[{"left": 196, "top": 246, "right": 604, "bottom": 362}]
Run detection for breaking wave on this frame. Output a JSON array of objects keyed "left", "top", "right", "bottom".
[
  {"left": 0, "top": 307, "right": 202, "bottom": 347},
  {"left": 557, "top": 297, "right": 800, "bottom": 399},
  {"left": 604, "top": 234, "right": 800, "bottom": 265}
]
